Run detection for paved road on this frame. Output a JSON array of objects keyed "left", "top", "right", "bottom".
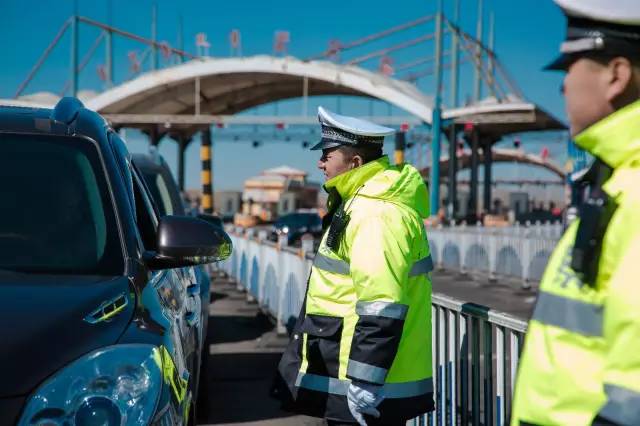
[
  {"left": 431, "top": 270, "right": 538, "bottom": 320},
  {"left": 198, "top": 270, "right": 538, "bottom": 425},
  {"left": 199, "top": 274, "right": 323, "bottom": 426}
]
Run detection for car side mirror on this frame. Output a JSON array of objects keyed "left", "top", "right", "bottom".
[
  {"left": 197, "top": 213, "right": 223, "bottom": 228},
  {"left": 145, "top": 215, "right": 232, "bottom": 270}
]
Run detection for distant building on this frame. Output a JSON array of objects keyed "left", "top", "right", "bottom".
[
  {"left": 241, "top": 165, "right": 320, "bottom": 222},
  {"left": 214, "top": 191, "right": 242, "bottom": 218}
]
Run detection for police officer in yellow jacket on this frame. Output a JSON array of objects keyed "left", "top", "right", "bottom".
[
  {"left": 276, "top": 107, "right": 435, "bottom": 425},
  {"left": 512, "top": 1, "right": 640, "bottom": 425}
]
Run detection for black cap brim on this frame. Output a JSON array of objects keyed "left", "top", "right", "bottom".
[
  {"left": 310, "top": 138, "right": 344, "bottom": 151},
  {"left": 544, "top": 53, "right": 575, "bottom": 71}
]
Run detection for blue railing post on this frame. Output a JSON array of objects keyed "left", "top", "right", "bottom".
[{"left": 430, "top": 0, "right": 445, "bottom": 217}]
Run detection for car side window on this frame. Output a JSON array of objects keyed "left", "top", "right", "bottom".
[
  {"left": 131, "top": 165, "right": 160, "bottom": 252},
  {"left": 108, "top": 132, "right": 135, "bottom": 218}
]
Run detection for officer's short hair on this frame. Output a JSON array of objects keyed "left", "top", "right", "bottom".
[
  {"left": 583, "top": 52, "right": 640, "bottom": 69},
  {"left": 339, "top": 143, "right": 384, "bottom": 164}
]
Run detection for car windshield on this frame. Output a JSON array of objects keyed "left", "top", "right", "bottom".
[
  {"left": 276, "top": 213, "right": 320, "bottom": 228},
  {"left": 0, "top": 134, "right": 124, "bottom": 275}
]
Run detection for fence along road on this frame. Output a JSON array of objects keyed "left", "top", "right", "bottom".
[
  {"left": 428, "top": 222, "right": 562, "bottom": 287},
  {"left": 221, "top": 227, "right": 536, "bottom": 425}
]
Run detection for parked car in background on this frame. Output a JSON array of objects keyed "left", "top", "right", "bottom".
[
  {"left": 0, "top": 98, "right": 231, "bottom": 425},
  {"left": 270, "top": 212, "right": 322, "bottom": 245}
]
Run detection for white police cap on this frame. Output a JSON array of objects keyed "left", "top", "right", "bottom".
[
  {"left": 310, "top": 106, "right": 395, "bottom": 151},
  {"left": 546, "top": 0, "right": 640, "bottom": 70}
]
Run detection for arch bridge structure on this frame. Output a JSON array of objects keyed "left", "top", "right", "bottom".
[{"left": 6, "top": 10, "right": 566, "bottom": 218}]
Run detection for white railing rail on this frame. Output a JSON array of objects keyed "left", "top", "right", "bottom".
[
  {"left": 428, "top": 221, "right": 562, "bottom": 286},
  {"left": 222, "top": 227, "right": 528, "bottom": 425}
]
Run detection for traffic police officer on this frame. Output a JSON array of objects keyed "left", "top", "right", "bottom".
[
  {"left": 276, "top": 107, "right": 435, "bottom": 425},
  {"left": 512, "top": 1, "right": 640, "bottom": 425}
]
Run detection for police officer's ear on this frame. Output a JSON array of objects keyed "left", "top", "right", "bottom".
[
  {"left": 604, "top": 56, "right": 637, "bottom": 107},
  {"left": 350, "top": 154, "right": 364, "bottom": 170}
]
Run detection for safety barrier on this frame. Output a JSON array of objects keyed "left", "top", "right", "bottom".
[
  {"left": 221, "top": 227, "right": 529, "bottom": 425},
  {"left": 419, "top": 295, "right": 526, "bottom": 426},
  {"left": 428, "top": 222, "right": 562, "bottom": 286}
]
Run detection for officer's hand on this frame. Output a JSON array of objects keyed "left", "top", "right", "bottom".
[{"left": 347, "top": 381, "right": 384, "bottom": 426}]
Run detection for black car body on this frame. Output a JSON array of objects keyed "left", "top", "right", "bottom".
[
  {"left": 0, "top": 98, "right": 231, "bottom": 425},
  {"left": 131, "top": 153, "right": 217, "bottom": 414},
  {"left": 270, "top": 212, "right": 322, "bottom": 245}
]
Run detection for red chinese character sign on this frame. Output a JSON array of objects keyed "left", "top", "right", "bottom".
[
  {"left": 97, "top": 65, "right": 107, "bottom": 82},
  {"left": 274, "top": 31, "right": 290, "bottom": 55},
  {"left": 230, "top": 30, "right": 240, "bottom": 48},
  {"left": 327, "top": 39, "right": 343, "bottom": 61},
  {"left": 196, "top": 33, "right": 210, "bottom": 56},
  {"left": 128, "top": 51, "right": 141, "bottom": 74},
  {"left": 379, "top": 56, "right": 394, "bottom": 76},
  {"left": 541, "top": 146, "right": 550, "bottom": 161},
  {"left": 229, "top": 29, "right": 242, "bottom": 56},
  {"left": 159, "top": 41, "right": 172, "bottom": 60}
]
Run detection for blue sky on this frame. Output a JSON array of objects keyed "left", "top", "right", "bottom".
[{"left": 0, "top": 0, "right": 569, "bottom": 194}]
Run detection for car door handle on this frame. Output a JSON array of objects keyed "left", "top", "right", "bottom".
[
  {"left": 186, "top": 283, "right": 199, "bottom": 296},
  {"left": 185, "top": 311, "right": 198, "bottom": 326}
]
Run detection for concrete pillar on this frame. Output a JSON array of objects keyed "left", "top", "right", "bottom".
[
  {"left": 177, "top": 136, "right": 189, "bottom": 191},
  {"left": 149, "top": 126, "right": 161, "bottom": 147},
  {"left": 483, "top": 140, "right": 493, "bottom": 214},
  {"left": 201, "top": 127, "right": 214, "bottom": 214}
]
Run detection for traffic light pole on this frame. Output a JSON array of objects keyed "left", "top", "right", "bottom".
[{"left": 448, "top": 124, "right": 458, "bottom": 219}]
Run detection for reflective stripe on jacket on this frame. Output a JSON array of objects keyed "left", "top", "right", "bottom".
[
  {"left": 279, "top": 156, "right": 435, "bottom": 423},
  {"left": 512, "top": 100, "right": 640, "bottom": 426}
]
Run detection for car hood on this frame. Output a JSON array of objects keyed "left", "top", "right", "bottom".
[{"left": 0, "top": 274, "right": 134, "bottom": 397}]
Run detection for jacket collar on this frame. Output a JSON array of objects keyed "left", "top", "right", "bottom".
[
  {"left": 323, "top": 156, "right": 389, "bottom": 200},
  {"left": 575, "top": 99, "right": 640, "bottom": 169}
]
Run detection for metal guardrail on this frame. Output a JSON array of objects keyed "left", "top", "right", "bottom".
[
  {"left": 222, "top": 227, "right": 528, "bottom": 425},
  {"left": 418, "top": 295, "right": 526, "bottom": 426},
  {"left": 428, "top": 222, "right": 562, "bottom": 286}
]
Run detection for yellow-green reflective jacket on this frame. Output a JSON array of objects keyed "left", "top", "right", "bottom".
[
  {"left": 512, "top": 100, "right": 640, "bottom": 426},
  {"left": 280, "top": 156, "right": 435, "bottom": 423}
]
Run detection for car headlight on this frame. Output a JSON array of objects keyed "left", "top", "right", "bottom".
[
  {"left": 19, "top": 345, "right": 162, "bottom": 426},
  {"left": 281, "top": 226, "right": 289, "bottom": 234}
]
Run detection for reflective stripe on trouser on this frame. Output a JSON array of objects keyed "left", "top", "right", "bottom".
[
  {"left": 295, "top": 372, "right": 433, "bottom": 398},
  {"left": 597, "top": 384, "right": 640, "bottom": 425},
  {"left": 531, "top": 291, "right": 603, "bottom": 337},
  {"left": 313, "top": 253, "right": 433, "bottom": 277}
]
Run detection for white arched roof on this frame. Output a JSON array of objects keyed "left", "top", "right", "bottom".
[
  {"left": 86, "top": 55, "right": 435, "bottom": 122},
  {"left": 1, "top": 55, "right": 564, "bottom": 138}
]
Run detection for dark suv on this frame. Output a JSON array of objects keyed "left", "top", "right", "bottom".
[{"left": 0, "top": 98, "right": 231, "bottom": 425}]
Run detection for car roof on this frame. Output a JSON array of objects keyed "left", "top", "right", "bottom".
[
  {"left": 0, "top": 98, "right": 109, "bottom": 146},
  {"left": 131, "top": 153, "right": 168, "bottom": 173}
]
